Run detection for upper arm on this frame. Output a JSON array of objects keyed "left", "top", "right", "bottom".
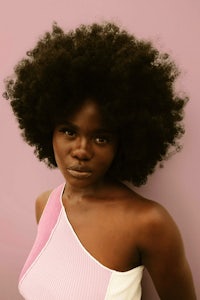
[
  {"left": 138, "top": 204, "right": 196, "bottom": 300},
  {"left": 35, "top": 190, "right": 52, "bottom": 224}
]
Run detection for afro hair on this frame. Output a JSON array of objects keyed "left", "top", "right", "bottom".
[{"left": 4, "top": 22, "right": 187, "bottom": 186}]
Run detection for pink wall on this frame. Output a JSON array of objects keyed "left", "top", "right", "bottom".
[{"left": 0, "top": 0, "right": 199, "bottom": 298}]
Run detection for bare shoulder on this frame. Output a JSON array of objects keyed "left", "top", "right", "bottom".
[
  {"left": 127, "top": 191, "right": 184, "bottom": 256},
  {"left": 119, "top": 183, "right": 178, "bottom": 234},
  {"left": 35, "top": 190, "right": 52, "bottom": 224},
  {"left": 120, "top": 183, "right": 172, "bottom": 226},
  {"left": 116, "top": 183, "right": 179, "bottom": 241},
  {"left": 127, "top": 192, "right": 196, "bottom": 299},
  {"left": 136, "top": 196, "right": 179, "bottom": 236}
]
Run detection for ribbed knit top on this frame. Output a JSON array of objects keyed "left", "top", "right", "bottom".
[{"left": 19, "top": 184, "right": 144, "bottom": 299}]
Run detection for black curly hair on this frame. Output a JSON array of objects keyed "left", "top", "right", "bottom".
[{"left": 4, "top": 22, "right": 187, "bottom": 186}]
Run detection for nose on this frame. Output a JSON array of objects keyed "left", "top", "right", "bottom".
[{"left": 71, "top": 137, "right": 93, "bottom": 161}]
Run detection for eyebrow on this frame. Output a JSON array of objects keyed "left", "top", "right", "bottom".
[{"left": 58, "top": 121, "right": 114, "bottom": 134}]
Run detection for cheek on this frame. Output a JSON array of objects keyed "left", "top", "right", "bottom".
[
  {"left": 52, "top": 139, "right": 67, "bottom": 163},
  {"left": 52, "top": 140, "right": 60, "bottom": 161},
  {"left": 97, "top": 147, "right": 117, "bottom": 169},
  {"left": 108, "top": 143, "right": 118, "bottom": 161},
  {"left": 53, "top": 134, "right": 70, "bottom": 153}
]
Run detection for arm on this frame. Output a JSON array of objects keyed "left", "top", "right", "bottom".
[
  {"left": 35, "top": 190, "right": 52, "bottom": 223},
  {"left": 139, "top": 203, "right": 196, "bottom": 300}
]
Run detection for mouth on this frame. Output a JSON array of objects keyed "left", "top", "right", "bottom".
[{"left": 67, "top": 166, "right": 92, "bottom": 179}]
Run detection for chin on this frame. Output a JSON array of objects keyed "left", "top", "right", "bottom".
[{"left": 65, "top": 175, "right": 104, "bottom": 190}]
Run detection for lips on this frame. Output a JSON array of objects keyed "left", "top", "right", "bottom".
[{"left": 67, "top": 165, "right": 92, "bottom": 179}]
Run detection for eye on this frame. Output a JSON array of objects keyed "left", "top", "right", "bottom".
[
  {"left": 95, "top": 136, "right": 109, "bottom": 145},
  {"left": 59, "top": 128, "right": 76, "bottom": 137}
]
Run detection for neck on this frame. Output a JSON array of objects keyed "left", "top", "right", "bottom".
[{"left": 63, "top": 177, "right": 118, "bottom": 203}]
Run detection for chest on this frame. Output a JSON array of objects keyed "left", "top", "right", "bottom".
[
  {"left": 64, "top": 200, "right": 141, "bottom": 272},
  {"left": 19, "top": 203, "right": 144, "bottom": 300}
]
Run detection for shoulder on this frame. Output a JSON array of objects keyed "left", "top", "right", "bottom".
[
  {"left": 116, "top": 183, "right": 178, "bottom": 240},
  {"left": 130, "top": 195, "right": 196, "bottom": 299},
  {"left": 119, "top": 183, "right": 179, "bottom": 237},
  {"left": 130, "top": 194, "right": 183, "bottom": 254},
  {"left": 137, "top": 197, "right": 177, "bottom": 232},
  {"left": 35, "top": 190, "right": 52, "bottom": 224},
  {"left": 119, "top": 184, "right": 184, "bottom": 262},
  {"left": 139, "top": 199, "right": 182, "bottom": 247}
]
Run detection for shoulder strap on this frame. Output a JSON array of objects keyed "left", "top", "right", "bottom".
[{"left": 19, "top": 183, "right": 65, "bottom": 281}]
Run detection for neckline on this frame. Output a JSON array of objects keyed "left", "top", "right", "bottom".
[{"left": 59, "top": 183, "right": 144, "bottom": 275}]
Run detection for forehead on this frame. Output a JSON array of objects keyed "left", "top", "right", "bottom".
[
  {"left": 72, "top": 102, "right": 112, "bottom": 136},
  {"left": 69, "top": 100, "right": 102, "bottom": 122},
  {"left": 54, "top": 99, "right": 117, "bottom": 132}
]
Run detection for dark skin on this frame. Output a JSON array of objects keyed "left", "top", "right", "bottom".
[{"left": 35, "top": 99, "right": 196, "bottom": 299}]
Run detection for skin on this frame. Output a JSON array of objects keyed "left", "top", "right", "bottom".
[{"left": 35, "top": 99, "right": 196, "bottom": 299}]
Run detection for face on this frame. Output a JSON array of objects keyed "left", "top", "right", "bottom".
[{"left": 52, "top": 100, "right": 118, "bottom": 191}]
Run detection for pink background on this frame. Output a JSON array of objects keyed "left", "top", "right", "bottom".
[{"left": 0, "top": 0, "right": 199, "bottom": 299}]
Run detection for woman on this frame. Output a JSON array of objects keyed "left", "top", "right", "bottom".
[{"left": 4, "top": 22, "right": 196, "bottom": 299}]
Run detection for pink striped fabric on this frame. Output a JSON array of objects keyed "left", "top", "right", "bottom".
[
  {"left": 19, "top": 184, "right": 63, "bottom": 281},
  {"left": 18, "top": 183, "right": 144, "bottom": 300}
]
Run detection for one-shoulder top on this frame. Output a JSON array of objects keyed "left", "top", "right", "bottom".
[{"left": 19, "top": 183, "right": 144, "bottom": 299}]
